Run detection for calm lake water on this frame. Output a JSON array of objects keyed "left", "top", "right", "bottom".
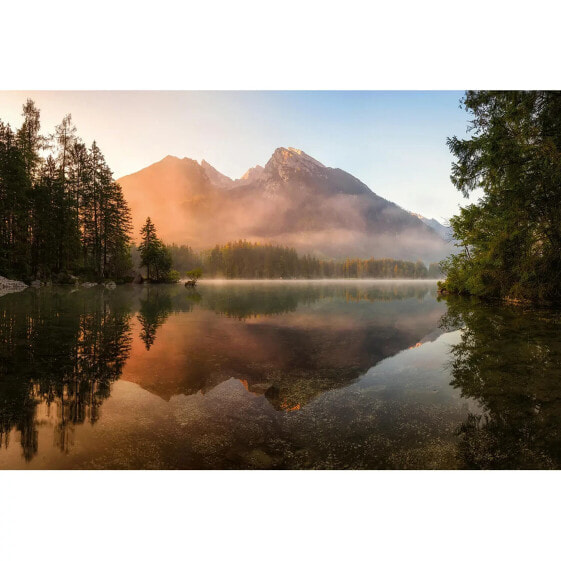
[{"left": 1, "top": 280, "right": 560, "bottom": 469}]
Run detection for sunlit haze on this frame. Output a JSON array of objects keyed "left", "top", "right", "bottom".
[{"left": 0, "top": 90, "right": 470, "bottom": 221}]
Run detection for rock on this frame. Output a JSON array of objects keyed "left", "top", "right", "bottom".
[
  {"left": 104, "top": 281, "right": 116, "bottom": 290},
  {"left": 0, "top": 276, "right": 27, "bottom": 297},
  {"left": 132, "top": 273, "right": 144, "bottom": 284},
  {"left": 30, "top": 280, "right": 42, "bottom": 288},
  {"left": 81, "top": 282, "right": 97, "bottom": 288}
]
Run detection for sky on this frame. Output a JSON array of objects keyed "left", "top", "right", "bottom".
[{"left": 0, "top": 91, "right": 472, "bottom": 222}]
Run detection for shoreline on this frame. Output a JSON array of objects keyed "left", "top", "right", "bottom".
[
  {"left": 0, "top": 276, "right": 443, "bottom": 298},
  {"left": 437, "top": 289, "right": 561, "bottom": 309},
  {"left": 195, "top": 278, "right": 442, "bottom": 284}
]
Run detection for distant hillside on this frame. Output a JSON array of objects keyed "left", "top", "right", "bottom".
[
  {"left": 118, "top": 147, "right": 451, "bottom": 261},
  {"left": 409, "top": 212, "right": 453, "bottom": 241}
]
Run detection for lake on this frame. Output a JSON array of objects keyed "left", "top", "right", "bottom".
[{"left": 1, "top": 280, "right": 560, "bottom": 469}]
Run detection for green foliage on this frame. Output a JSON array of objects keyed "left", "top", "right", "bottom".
[
  {"left": 165, "top": 269, "right": 181, "bottom": 283},
  {"left": 139, "top": 217, "right": 175, "bottom": 282},
  {"left": 0, "top": 99, "right": 132, "bottom": 282},
  {"left": 185, "top": 268, "right": 203, "bottom": 281},
  {"left": 197, "top": 240, "right": 431, "bottom": 279},
  {"left": 443, "top": 91, "right": 561, "bottom": 301}
]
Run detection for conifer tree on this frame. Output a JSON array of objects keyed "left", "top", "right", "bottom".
[
  {"left": 442, "top": 91, "right": 561, "bottom": 301},
  {"left": 0, "top": 99, "right": 132, "bottom": 282}
]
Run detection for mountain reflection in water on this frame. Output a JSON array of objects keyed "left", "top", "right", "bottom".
[{"left": 1, "top": 281, "right": 561, "bottom": 469}]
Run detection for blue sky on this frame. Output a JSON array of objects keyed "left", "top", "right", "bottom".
[{"left": 0, "top": 91, "right": 472, "bottom": 221}]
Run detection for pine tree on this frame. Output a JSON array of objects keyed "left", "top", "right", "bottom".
[
  {"left": 101, "top": 181, "right": 132, "bottom": 278},
  {"left": 0, "top": 122, "right": 28, "bottom": 277},
  {"left": 139, "top": 217, "right": 157, "bottom": 280},
  {"left": 16, "top": 99, "right": 43, "bottom": 180},
  {"left": 138, "top": 218, "right": 173, "bottom": 282},
  {"left": 1, "top": 99, "right": 133, "bottom": 282}
]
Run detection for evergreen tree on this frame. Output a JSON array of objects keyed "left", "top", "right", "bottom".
[
  {"left": 16, "top": 99, "right": 43, "bottom": 179},
  {"left": 189, "top": 240, "right": 430, "bottom": 279},
  {"left": 0, "top": 99, "right": 132, "bottom": 282},
  {"left": 81, "top": 141, "right": 132, "bottom": 278},
  {"left": 0, "top": 120, "right": 30, "bottom": 278},
  {"left": 54, "top": 114, "right": 77, "bottom": 184},
  {"left": 101, "top": 181, "right": 132, "bottom": 279},
  {"left": 139, "top": 217, "right": 158, "bottom": 280},
  {"left": 441, "top": 91, "right": 561, "bottom": 301},
  {"left": 139, "top": 217, "right": 173, "bottom": 282}
]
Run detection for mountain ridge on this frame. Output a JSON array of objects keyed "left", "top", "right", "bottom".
[{"left": 118, "top": 147, "right": 450, "bottom": 261}]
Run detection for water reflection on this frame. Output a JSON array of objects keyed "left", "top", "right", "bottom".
[
  {"left": 441, "top": 296, "right": 561, "bottom": 469},
  {"left": 3, "top": 281, "right": 559, "bottom": 468},
  {"left": 138, "top": 289, "right": 174, "bottom": 350},
  {"left": 121, "top": 282, "right": 444, "bottom": 408},
  {"left": 0, "top": 281, "right": 446, "bottom": 466},
  {"left": 199, "top": 282, "right": 430, "bottom": 319},
  {"left": 0, "top": 288, "right": 132, "bottom": 460}
]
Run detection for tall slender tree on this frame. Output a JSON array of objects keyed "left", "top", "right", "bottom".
[
  {"left": 139, "top": 217, "right": 172, "bottom": 282},
  {"left": 1, "top": 99, "right": 132, "bottom": 282}
]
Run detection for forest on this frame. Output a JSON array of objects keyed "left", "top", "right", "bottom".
[
  {"left": 441, "top": 91, "right": 561, "bottom": 302},
  {"left": 157, "top": 240, "right": 442, "bottom": 279},
  {"left": 0, "top": 100, "right": 132, "bottom": 282}
]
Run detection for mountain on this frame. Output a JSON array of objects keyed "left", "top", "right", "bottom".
[
  {"left": 409, "top": 212, "right": 453, "bottom": 241},
  {"left": 118, "top": 147, "right": 450, "bottom": 261},
  {"left": 200, "top": 159, "right": 234, "bottom": 189}
]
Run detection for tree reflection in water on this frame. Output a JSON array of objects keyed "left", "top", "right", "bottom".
[
  {"left": 441, "top": 296, "right": 561, "bottom": 469},
  {"left": 137, "top": 286, "right": 201, "bottom": 349},
  {"left": 0, "top": 281, "right": 445, "bottom": 466},
  {"left": 0, "top": 288, "right": 132, "bottom": 460},
  {"left": 138, "top": 289, "right": 173, "bottom": 350}
]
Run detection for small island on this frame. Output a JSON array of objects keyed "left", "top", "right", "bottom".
[{"left": 184, "top": 268, "right": 203, "bottom": 288}]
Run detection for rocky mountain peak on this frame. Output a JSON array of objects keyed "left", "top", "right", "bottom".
[
  {"left": 118, "top": 147, "right": 450, "bottom": 261},
  {"left": 236, "top": 164, "right": 265, "bottom": 186},
  {"left": 267, "top": 147, "right": 326, "bottom": 175},
  {"left": 200, "top": 159, "right": 234, "bottom": 189}
]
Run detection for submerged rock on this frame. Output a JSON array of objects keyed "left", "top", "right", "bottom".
[
  {"left": 0, "top": 276, "right": 27, "bottom": 297},
  {"left": 81, "top": 282, "right": 97, "bottom": 288},
  {"left": 104, "top": 281, "right": 117, "bottom": 290},
  {"left": 30, "top": 280, "right": 42, "bottom": 288}
]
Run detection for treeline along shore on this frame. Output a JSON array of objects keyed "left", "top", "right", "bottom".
[
  {"left": 1, "top": 99, "right": 441, "bottom": 287},
  {"left": 160, "top": 240, "right": 442, "bottom": 280},
  {"left": 1, "top": 100, "right": 131, "bottom": 283}
]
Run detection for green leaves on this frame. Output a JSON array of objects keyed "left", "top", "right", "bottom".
[{"left": 443, "top": 91, "right": 561, "bottom": 301}]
